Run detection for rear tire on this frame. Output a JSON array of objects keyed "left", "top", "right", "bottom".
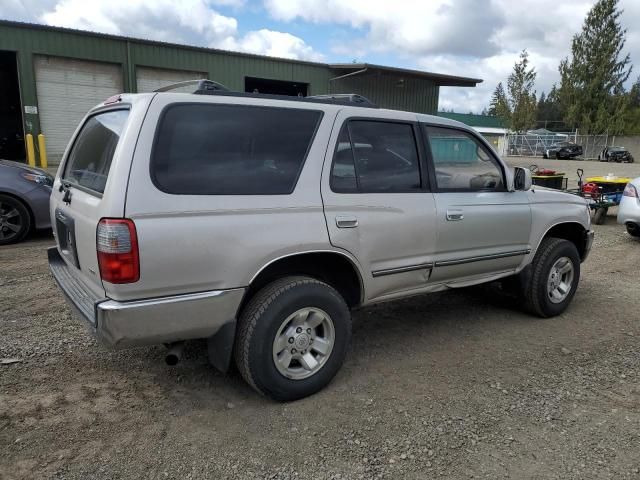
[
  {"left": 523, "top": 238, "right": 580, "bottom": 318},
  {"left": 234, "top": 276, "right": 351, "bottom": 401},
  {"left": 0, "top": 194, "right": 31, "bottom": 245}
]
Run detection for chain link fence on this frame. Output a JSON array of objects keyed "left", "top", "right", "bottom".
[{"left": 505, "top": 133, "right": 609, "bottom": 160}]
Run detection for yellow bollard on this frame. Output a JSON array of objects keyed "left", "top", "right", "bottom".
[
  {"left": 25, "top": 134, "right": 36, "bottom": 167},
  {"left": 37, "top": 134, "right": 48, "bottom": 169}
]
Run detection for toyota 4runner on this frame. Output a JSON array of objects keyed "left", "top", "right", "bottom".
[{"left": 49, "top": 84, "right": 594, "bottom": 401}]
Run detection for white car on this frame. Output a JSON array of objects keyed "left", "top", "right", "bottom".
[{"left": 617, "top": 178, "right": 640, "bottom": 237}]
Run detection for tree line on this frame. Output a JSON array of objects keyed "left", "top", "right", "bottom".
[{"left": 487, "top": 0, "right": 639, "bottom": 135}]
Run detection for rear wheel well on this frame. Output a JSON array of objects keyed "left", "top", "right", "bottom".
[
  {"left": 541, "top": 223, "right": 587, "bottom": 260},
  {"left": 243, "top": 252, "right": 363, "bottom": 310}
]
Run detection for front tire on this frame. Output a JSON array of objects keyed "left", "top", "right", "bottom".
[
  {"left": 0, "top": 194, "right": 31, "bottom": 245},
  {"left": 523, "top": 238, "right": 581, "bottom": 318},
  {"left": 234, "top": 276, "right": 351, "bottom": 401},
  {"left": 626, "top": 223, "right": 640, "bottom": 237}
]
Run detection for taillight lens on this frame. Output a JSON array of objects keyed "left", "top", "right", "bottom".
[
  {"left": 623, "top": 183, "right": 638, "bottom": 198},
  {"left": 97, "top": 219, "right": 139, "bottom": 283}
]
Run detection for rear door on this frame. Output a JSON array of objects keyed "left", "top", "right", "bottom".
[
  {"left": 423, "top": 125, "right": 532, "bottom": 283},
  {"left": 321, "top": 110, "right": 437, "bottom": 301},
  {"left": 50, "top": 108, "right": 130, "bottom": 298}
]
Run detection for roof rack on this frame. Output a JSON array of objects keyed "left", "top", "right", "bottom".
[
  {"left": 306, "top": 94, "right": 377, "bottom": 107},
  {"left": 154, "top": 79, "right": 230, "bottom": 93},
  {"left": 153, "top": 79, "right": 378, "bottom": 108}
]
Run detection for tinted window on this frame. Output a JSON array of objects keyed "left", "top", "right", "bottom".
[
  {"left": 426, "top": 126, "right": 504, "bottom": 191},
  {"left": 330, "top": 121, "right": 421, "bottom": 193},
  {"left": 151, "top": 104, "right": 321, "bottom": 195},
  {"left": 330, "top": 126, "right": 358, "bottom": 192},
  {"left": 63, "top": 109, "right": 129, "bottom": 194}
]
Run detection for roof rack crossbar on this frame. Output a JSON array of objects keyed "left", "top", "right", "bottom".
[
  {"left": 306, "top": 94, "right": 377, "bottom": 107},
  {"left": 154, "top": 79, "right": 230, "bottom": 93}
]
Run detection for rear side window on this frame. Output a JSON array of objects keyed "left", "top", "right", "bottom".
[
  {"left": 151, "top": 104, "right": 322, "bottom": 195},
  {"left": 63, "top": 109, "right": 129, "bottom": 194},
  {"left": 330, "top": 120, "right": 421, "bottom": 193}
]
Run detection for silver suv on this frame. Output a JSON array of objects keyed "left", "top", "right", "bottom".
[{"left": 49, "top": 86, "right": 594, "bottom": 401}]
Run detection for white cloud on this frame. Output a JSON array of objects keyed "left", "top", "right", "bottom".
[
  {"left": 264, "top": 0, "right": 504, "bottom": 57},
  {"left": 33, "top": 0, "right": 320, "bottom": 61},
  {"left": 220, "top": 29, "right": 324, "bottom": 61}
]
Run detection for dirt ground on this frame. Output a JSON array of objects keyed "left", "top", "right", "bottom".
[{"left": 1, "top": 158, "right": 639, "bottom": 479}]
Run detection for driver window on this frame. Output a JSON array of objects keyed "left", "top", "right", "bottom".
[
  {"left": 330, "top": 120, "right": 421, "bottom": 193},
  {"left": 425, "top": 126, "right": 504, "bottom": 191}
]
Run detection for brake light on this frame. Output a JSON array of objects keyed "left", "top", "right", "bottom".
[
  {"left": 97, "top": 219, "right": 139, "bottom": 283},
  {"left": 623, "top": 183, "right": 638, "bottom": 198}
]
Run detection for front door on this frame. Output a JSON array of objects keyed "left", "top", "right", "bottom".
[
  {"left": 423, "top": 125, "right": 532, "bottom": 283},
  {"left": 321, "top": 110, "right": 437, "bottom": 301}
]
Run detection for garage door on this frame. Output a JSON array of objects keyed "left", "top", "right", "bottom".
[
  {"left": 34, "top": 56, "right": 123, "bottom": 162},
  {"left": 136, "top": 67, "right": 207, "bottom": 93}
]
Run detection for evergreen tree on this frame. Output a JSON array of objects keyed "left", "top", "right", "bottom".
[
  {"left": 623, "top": 76, "right": 640, "bottom": 133},
  {"left": 536, "top": 86, "right": 565, "bottom": 130},
  {"left": 558, "top": 0, "right": 632, "bottom": 134},
  {"left": 488, "top": 81, "right": 511, "bottom": 123},
  {"left": 506, "top": 50, "right": 537, "bottom": 133}
]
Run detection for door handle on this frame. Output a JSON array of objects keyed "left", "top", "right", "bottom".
[
  {"left": 446, "top": 209, "right": 464, "bottom": 221},
  {"left": 336, "top": 215, "right": 359, "bottom": 228}
]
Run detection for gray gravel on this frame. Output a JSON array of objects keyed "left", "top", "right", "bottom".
[{"left": 1, "top": 161, "right": 640, "bottom": 479}]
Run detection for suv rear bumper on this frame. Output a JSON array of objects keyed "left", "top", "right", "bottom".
[{"left": 48, "top": 247, "right": 245, "bottom": 347}]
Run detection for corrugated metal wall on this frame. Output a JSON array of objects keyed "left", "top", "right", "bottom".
[
  {"left": 331, "top": 71, "right": 439, "bottom": 114},
  {"left": 0, "top": 21, "right": 441, "bottom": 145}
]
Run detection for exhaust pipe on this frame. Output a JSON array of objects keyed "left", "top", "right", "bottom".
[{"left": 165, "top": 342, "right": 185, "bottom": 366}]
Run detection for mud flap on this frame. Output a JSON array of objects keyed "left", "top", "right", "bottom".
[{"left": 207, "top": 320, "right": 236, "bottom": 373}]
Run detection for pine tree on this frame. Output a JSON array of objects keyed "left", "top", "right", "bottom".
[
  {"left": 488, "top": 82, "right": 509, "bottom": 119},
  {"left": 536, "top": 86, "right": 565, "bottom": 130},
  {"left": 558, "top": 0, "right": 632, "bottom": 134},
  {"left": 624, "top": 76, "right": 640, "bottom": 133},
  {"left": 506, "top": 50, "right": 537, "bottom": 133}
]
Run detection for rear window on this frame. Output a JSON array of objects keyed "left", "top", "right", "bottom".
[
  {"left": 151, "top": 104, "right": 322, "bottom": 195},
  {"left": 63, "top": 109, "right": 129, "bottom": 194}
]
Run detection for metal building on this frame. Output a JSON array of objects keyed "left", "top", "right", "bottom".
[{"left": 0, "top": 20, "right": 482, "bottom": 163}]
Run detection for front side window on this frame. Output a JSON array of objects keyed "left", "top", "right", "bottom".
[
  {"left": 330, "top": 120, "right": 421, "bottom": 193},
  {"left": 425, "top": 126, "right": 504, "bottom": 191},
  {"left": 151, "top": 104, "right": 322, "bottom": 195},
  {"left": 63, "top": 109, "right": 129, "bottom": 194}
]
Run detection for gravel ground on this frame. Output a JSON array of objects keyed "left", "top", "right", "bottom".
[{"left": 1, "top": 159, "right": 639, "bottom": 479}]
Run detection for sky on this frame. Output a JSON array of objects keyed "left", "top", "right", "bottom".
[{"left": 2, "top": 0, "right": 640, "bottom": 113}]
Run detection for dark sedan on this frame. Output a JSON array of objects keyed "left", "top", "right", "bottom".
[
  {"left": 598, "top": 146, "right": 634, "bottom": 163},
  {"left": 0, "top": 160, "right": 53, "bottom": 244},
  {"left": 542, "top": 142, "right": 583, "bottom": 159}
]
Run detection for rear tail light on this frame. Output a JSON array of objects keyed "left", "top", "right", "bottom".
[
  {"left": 97, "top": 218, "right": 139, "bottom": 283},
  {"left": 623, "top": 183, "right": 638, "bottom": 198}
]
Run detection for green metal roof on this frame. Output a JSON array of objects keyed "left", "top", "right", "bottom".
[{"left": 437, "top": 112, "right": 505, "bottom": 128}]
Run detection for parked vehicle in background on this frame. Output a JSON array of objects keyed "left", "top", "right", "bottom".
[
  {"left": 0, "top": 160, "right": 52, "bottom": 245},
  {"left": 617, "top": 178, "right": 640, "bottom": 237},
  {"left": 542, "top": 142, "right": 583, "bottom": 159},
  {"left": 598, "top": 146, "right": 634, "bottom": 163},
  {"left": 48, "top": 82, "right": 594, "bottom": 401}
]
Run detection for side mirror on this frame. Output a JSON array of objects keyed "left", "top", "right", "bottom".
[{"left": 513, "top": 166, "right": 532, "bottom": 191}]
